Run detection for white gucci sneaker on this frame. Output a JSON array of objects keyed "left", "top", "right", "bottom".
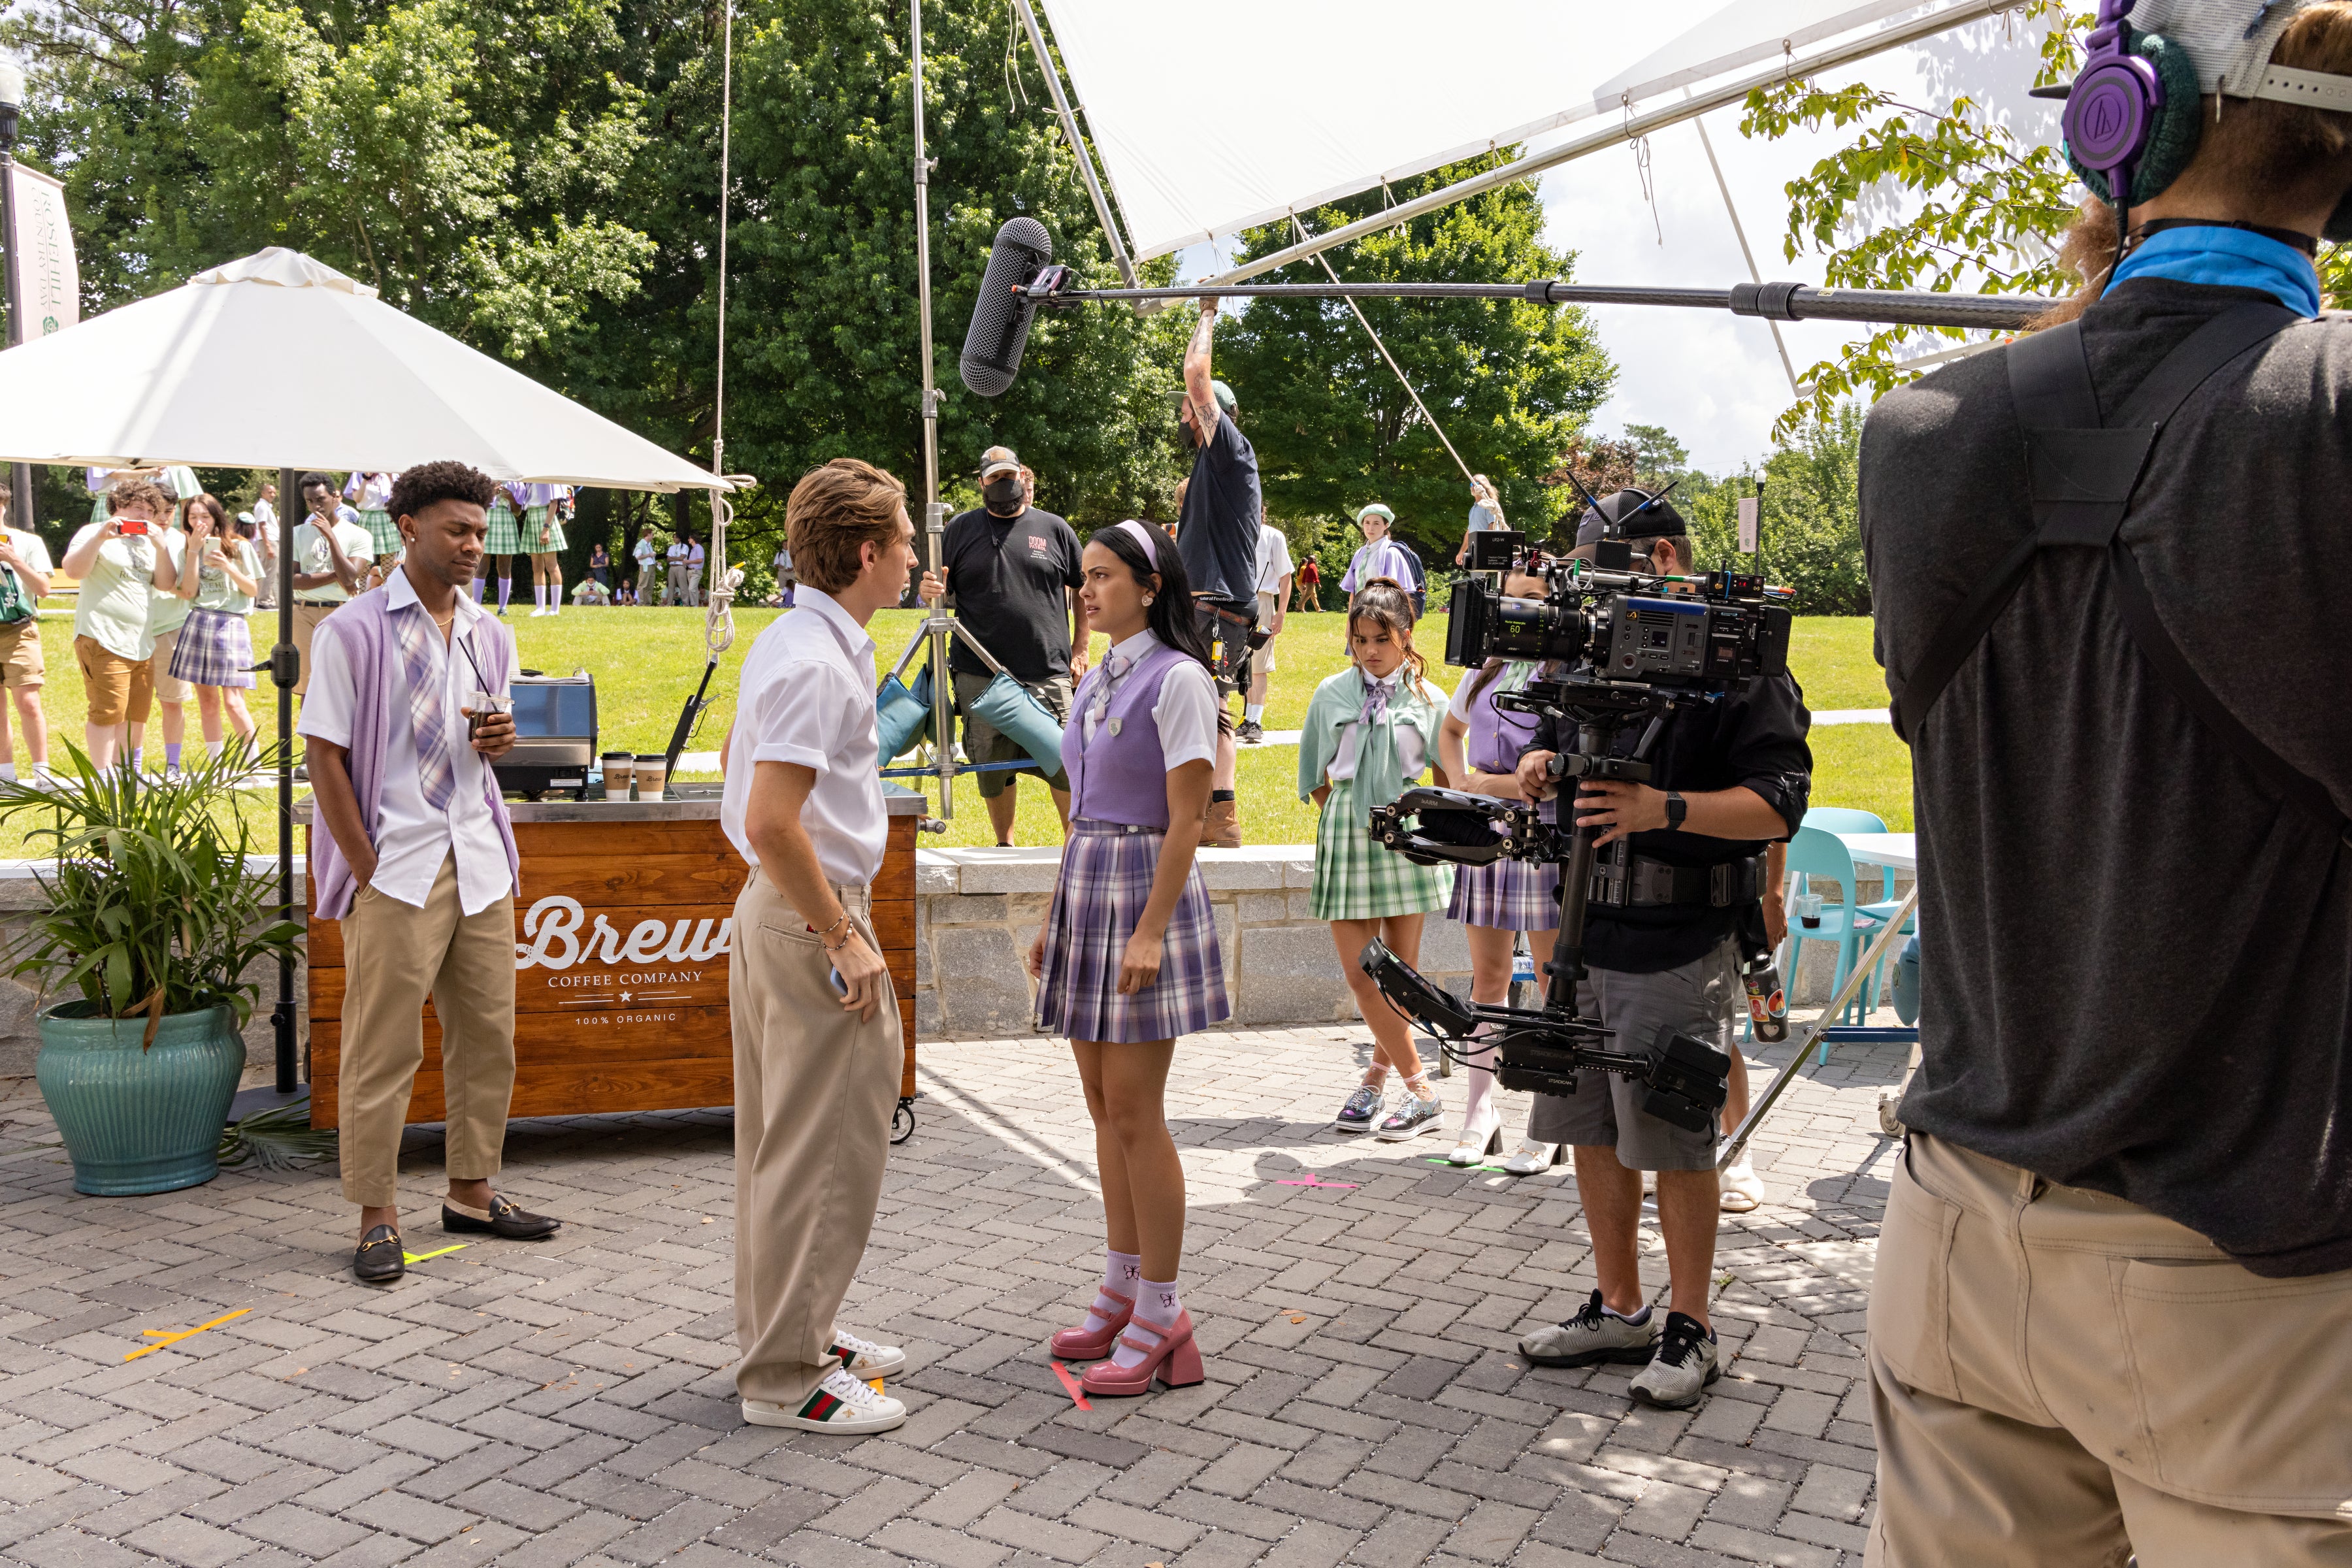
[
  {"left": 743, "top": 1367, "right": 907, "bottom": 1434},
  {"left": 828, "top": 1328, "right": 906, "bottom": 1377}
]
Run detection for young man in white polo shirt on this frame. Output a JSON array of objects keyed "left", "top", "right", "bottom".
[{"left": 721, "top": 457, "right": 933, "bottom": 1433}]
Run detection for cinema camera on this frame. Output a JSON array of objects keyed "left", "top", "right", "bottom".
[{"left": 1356, "top": 491, "right": 1793, "bottom": 1134}]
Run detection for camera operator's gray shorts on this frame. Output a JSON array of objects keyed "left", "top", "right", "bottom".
[{"left": 1527, "top": 938, "right": 1740, "bottom": 1171}]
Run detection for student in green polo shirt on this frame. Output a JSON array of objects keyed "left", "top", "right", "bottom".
[
  {"left": 60, "top": 476, "right": 179, "bottom": 772},
  {"left": 0, "top": 489, "right": 54, "bottom": 785}
]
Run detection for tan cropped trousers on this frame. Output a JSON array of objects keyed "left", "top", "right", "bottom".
[
  {"left": 336, "top": 854, "right": 517, "bottom": 1208},
  {"left": 730, "top": 867, "right": 901, "bottom": 1404},
  {"left": 1868, "top": 1132, "right": 2352, "bottom": 1566}
]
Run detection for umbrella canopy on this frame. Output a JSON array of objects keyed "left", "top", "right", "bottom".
[{"left": 0, "top": 248, "right": 724, "bottom": 491}]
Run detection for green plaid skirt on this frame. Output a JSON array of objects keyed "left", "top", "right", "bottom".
[
  {"left": 1310, "top": 777, "right": 1453, "bottom": 921},
  {"left": 359, "top": 508, "right": 400, "bottom": 557},
  {"left": 484, "top": 501, "right": 521, "bottom": 555},
  {"left": 522, "top": 504, "right": 566, "bottom": 554}
]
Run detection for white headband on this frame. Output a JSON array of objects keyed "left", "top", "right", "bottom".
[{"left": 1114, "top": 519, "right": 1160, "bottom": 569}]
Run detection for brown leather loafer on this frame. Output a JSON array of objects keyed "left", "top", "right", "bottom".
[{"left": 441, "top": 1194, "right": 561, "bottom": 1241}]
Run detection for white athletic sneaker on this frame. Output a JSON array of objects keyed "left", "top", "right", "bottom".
[
  {"left": 742, "top": 1367, "right": 907, "bottom": 1433},
  {"left": 827, "top": 1328, "right": 906, "bottom": 1377},
  {"left": 1519, "top": 1289, "right": 1660, "bottom": 1368},
  {"left": 1629, "top": 1311, "right": 1721, "bottom": 1409}
]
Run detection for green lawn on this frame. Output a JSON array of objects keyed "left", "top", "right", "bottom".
[{"left": 0, "top": 602, "right": 1909, "bottom": 853}]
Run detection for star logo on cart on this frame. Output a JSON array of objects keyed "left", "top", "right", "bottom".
[{"left": 618, "top": 991, "right": 632, "bottom": 1003}]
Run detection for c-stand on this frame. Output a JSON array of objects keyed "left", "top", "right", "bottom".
[{"left": 1361, "top": 675, "right": 1731, "bottom": 1135}]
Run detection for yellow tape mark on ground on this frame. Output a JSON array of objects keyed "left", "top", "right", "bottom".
[
  {"left": 123, "top": 1308, "right": 250, "bottom": 1362},
  {"left": 402, "top": 1244, "right": 471, "bottom": 1264}
]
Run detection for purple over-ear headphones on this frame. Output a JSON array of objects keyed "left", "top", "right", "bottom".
[{"left": 2065, "top": 0, "right": 2161, "bottom": 194}]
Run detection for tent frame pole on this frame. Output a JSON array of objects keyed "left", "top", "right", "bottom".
[
  {"left": 1012, "top": 0, "right": 1141, "bottom": 291},
  {"left": 1206, "top": 0, "right": 2027, "bottom": 286},
  {"left": 912, "top": 0, "right": 957, "bottom": 821},
  {"left": 272, "top": 465, "right": 297, "bottom": 1095}
]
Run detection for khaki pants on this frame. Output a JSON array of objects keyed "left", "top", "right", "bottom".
[
  {"left": 291, "top": 600, "right": 338, "bottom": 698},
  {"left": 336, "top": 854, "right": 517, "bottom": 1208},
  {"left": 731, "top": 867, "right": 900, "bottom": 1403},
  {"left": 1869, "top": 1132, "right": 2352, "bottom": 1566},
  {"left": 666, "top": 564, "right": 689, "bottom": 606}
]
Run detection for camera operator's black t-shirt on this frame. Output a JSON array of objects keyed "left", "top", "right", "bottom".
[
  {"left": 1177, "top": 412, "right": 1262, "bottom": 609},
  {"left": 1865, "top": 278, "right": 2352, "bottom": 1277},
  {"left": 1531, "top": 675, "right": 1811, "bottom": 973},
  {"left": 940, "top": 505, "right": 1083, "bottom": 683}
]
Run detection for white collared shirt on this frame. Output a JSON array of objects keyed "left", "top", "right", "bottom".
[
  {"left": 1253, "top": 523, "right": 1294, "bottom": 596},
  {"left": 721, "top": 588, "right": 887, "bottom": 885},
  {"left": 1080, "top": 629, "right": 1218, "bottom": 767},
  {"left": 297, "top": 572, "right": 520, "bottom": 915},
  {"left": 1329, "top": 670, "right": 1422, "bottom": 782}
]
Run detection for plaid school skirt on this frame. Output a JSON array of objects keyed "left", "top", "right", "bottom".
[
  {"left": 1446, "top": 854, "right": 1560, "bottom": 932},
  {"left": 358, "top": 508, "right": 400, "bottom": 559},
  {"left": 523, "top": 504, "right": 566, "bottom": 553},
  {"left": 484, "top": 501, "right": 522, "bottom": 556},
  {"left": 167, "top": 608, "right": 255, "bottom": 689},
  {"left": 1310, "top": 777, "right": 1454, "bottom": 922},
  {"left": 1035, "top": 820, "right": 1229, "bottom": 1043}
]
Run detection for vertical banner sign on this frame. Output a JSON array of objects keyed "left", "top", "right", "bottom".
[
  {"left": 7, "top": 165, "right": 77, "bottom": 340},
  {"left": 1736, "top": 495, "right": 1759, "bottom": 553}
]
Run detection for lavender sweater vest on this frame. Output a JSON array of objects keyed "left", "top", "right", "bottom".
[
  {"left": 307, "top": 589, "right": 521, "bottom": 921},
  {"left": 1062, "top": 643, "right": 1190, "bottom": 828}
]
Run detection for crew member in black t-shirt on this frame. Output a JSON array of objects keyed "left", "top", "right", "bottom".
[
  {"left": 1500, "top": 491, "right": 1810, "bottom": 1413},
  {"left": 918, "top": 445, "right": 1086, "bottom": 846},
  {"left": 1176, "top": 297, "right": 1261, "bottom": 847}
]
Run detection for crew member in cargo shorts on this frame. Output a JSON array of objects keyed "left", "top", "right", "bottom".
[{"left": 1503, "top": 491, "right": 1811, "bottom": 1412}]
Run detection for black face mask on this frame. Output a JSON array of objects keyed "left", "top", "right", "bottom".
[{"left": 983, "top": 476, "right": 1025, "bottom": 513}]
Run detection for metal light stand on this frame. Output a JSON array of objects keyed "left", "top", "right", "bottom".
[
  {"left": 909, "top": 0, "right": 958, "bottom": 825},
  {"left": 0, "top": 77, "right": 35, "bottom": 531},
  {"left": 270, "top": 465, "right": 299, "bottom": 1096}
]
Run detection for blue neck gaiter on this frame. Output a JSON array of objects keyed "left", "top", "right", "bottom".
[{"left": 2110, "top": 224, "right": 2322, "bottom": 318}]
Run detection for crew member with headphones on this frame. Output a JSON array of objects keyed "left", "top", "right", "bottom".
[{"left": 1863, "top": 2, "right": 2352, "bottom": 1559}]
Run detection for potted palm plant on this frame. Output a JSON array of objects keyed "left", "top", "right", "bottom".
[{"left": 4, "top": 743, "right": 303, "bottom": 1194}]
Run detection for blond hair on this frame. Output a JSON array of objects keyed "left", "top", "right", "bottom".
[{"left": 786, "top": 459, "right": 907, "bottom": 592}]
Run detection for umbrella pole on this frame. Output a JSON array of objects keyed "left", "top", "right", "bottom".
[
  {"left": 911, "top": 0, "right": 956, "bottom": 823},
  {"left": 272, "top": 465, "right": 298, "bottom": 1094}
]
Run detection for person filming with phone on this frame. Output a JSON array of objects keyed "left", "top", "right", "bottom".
[{"left": 1861, "top": 3, "right": 2352, "bottom": 1559}]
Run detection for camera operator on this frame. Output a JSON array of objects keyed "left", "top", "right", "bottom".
[
  {"left": 1861, "top": 4, "right": 2352, "bottom": 1558},
  {"left": 1175, "top": 300, "right": 1258, "bottom": 847},
  {"left": 1509, "top": 489, "right": 1809, "bottom": 1410}
]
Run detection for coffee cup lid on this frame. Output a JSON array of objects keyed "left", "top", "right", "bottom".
[
  {"left": 636, "top": 753, "right": 666, "bottom": 764},
  {"left": 602, "top": 750, "right": 632, "bottom": 760}
]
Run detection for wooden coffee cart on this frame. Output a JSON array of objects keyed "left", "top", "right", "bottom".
[{"left": 300, "top": 791, "right": 924, "bottom": 1128}]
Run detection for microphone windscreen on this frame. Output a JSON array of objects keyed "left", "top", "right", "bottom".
[{"left": 960, "top": 217, "right": 1053, "bottom": 398}]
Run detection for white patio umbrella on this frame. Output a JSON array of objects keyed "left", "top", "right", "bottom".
[
  {"left": 0, "top": 248, "right": 725, "bottom": 487},
  {"left": 0, "top": 247, "right": 731, "bottom": 1104}
]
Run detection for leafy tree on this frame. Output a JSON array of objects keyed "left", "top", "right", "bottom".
[
  {"left": 1682, "top": 402, "right": 1869, "bottom": 613},
  {"left": 1216, "top": 154, "right": 1616, "bottom": 566},
  {"left": 1620, "top": 423, "right": 1692, "bottom": 490}
]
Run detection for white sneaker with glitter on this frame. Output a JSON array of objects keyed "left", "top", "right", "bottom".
[
  {"left": 827, "top": 1328, "right": 906, "bottom": 1376},
  {"left": 743, "top": 1367, "right": 906, "bottom": 1433}
]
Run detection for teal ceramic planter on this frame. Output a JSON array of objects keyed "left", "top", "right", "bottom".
[{"left": 35, "top": 1001, "right": 244, "bottom": 1195}]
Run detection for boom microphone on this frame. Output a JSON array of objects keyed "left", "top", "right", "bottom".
[{"left": 961, "top": 217, "right": 1053, "bottom": 397}]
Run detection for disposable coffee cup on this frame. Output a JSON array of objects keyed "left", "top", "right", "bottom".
[
  {"left": 635, "top": 753, "right": 668, "bottom": 799},
  {"left": 466, "top": 690, "right": 511, "bottom": 744},
  {"left": 601, "top": 751, "right": 634, "bottom": 793}
]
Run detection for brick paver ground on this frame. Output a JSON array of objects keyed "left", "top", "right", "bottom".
[{"left": 0, "top": 1022, "right": 1905, "bottom": 1567}]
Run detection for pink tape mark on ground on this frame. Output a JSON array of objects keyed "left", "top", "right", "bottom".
[
  {"left": 1276, "top": 1173, "right": 1359, "bottom": 1188},
  {"left": 1051, "top": 1360, "right": 1093, "bottom": 1409}
]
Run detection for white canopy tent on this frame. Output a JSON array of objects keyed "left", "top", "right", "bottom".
[
  {"left": 0, "top": 249, "right": 727, "bottom": 489},
  {"left": 1030, "top": 0, "right": 2028, "bottom": 278},
  {"left": 0, "top": 246, "right": 729, "bottom": 1103}
]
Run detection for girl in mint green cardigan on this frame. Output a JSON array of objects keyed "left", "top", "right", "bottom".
[{"left": 1298, "top": 580, "right": 1454, "bottom": 1141}]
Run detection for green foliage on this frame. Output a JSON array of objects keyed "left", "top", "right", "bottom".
[
  {"left": 1217, "top": 155, "right": 1617, "bottom": 565},
  {"left": 1738, "top": 1, "right": 2089, "bottom": 435},
  {"left": 1, "top": 742, "right": 304, "bottom": 1036},
  {"left": 219, "top": 1099, "right": 337, "bottom": 1169},
  {"left": 1620, "top": 423, "right": 1693, "bottom": 490},
  {"left": 1682, "top": 403, "right": 1869, "bottom": 613}
]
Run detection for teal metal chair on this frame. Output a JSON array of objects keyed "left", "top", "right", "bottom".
[{"left": 1783, "top": 826, "right": 1891, "bottom": 1052}]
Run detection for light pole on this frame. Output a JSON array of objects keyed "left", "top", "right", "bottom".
[{"left": 0, "top": 63, "right": 33, "bottom": 532}]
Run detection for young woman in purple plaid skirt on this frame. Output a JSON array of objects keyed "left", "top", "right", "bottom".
[
  {"left": 165, "top": 495, "right": 261, "bottom": 752},
  {"left": 1028, "top": 519, "right": 1226, "bottom": 1399},
  {"left": 1437, "top": 655, "right": 1560, "bottom": 1170}
]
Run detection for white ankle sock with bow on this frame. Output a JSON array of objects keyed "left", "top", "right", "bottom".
[{"left": 1110, "top": 1277, "right": 1183, "bottom": 1369}]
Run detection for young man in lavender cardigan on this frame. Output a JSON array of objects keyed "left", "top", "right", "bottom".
[{"left": 302, "top": 461, "right": 561, "bottom": 1284}]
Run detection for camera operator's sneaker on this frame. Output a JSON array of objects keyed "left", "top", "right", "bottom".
[
  {"left": 1237, "top": 719, "right": 1264, "bottom": 743},
  {"left": 1629, "top": 1311, "right": 1720, "bottom": 1409},
  {"left": 743, "top": 1367, "right": 906, "bottom": 1433},
  {"left": 1334, "top": 1082, "right": 1386, "bottom": 1133},
  {"left": 1520, "top": 1290, "right": 1659, "bottom": 1368}
]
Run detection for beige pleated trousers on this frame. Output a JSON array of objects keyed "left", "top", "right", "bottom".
[
  {"left": 336, "top": 854, "right": 517, "bottom": 1208},
  {"left": 730, "top": 866, "right": 901, "bottom": 1404}
]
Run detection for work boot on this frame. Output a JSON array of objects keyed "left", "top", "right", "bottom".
[{"left": 1204, "top": 796, "right": 1241, "bottom": 848}]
